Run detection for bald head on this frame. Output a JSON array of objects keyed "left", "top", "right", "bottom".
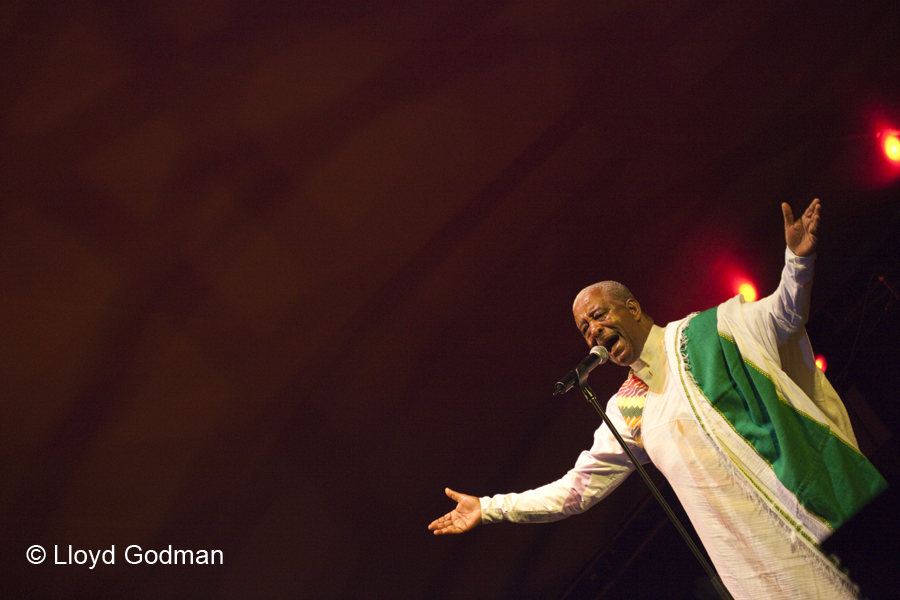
[{"left": 573, "top": 281, "right": 635, "bottom": 311}]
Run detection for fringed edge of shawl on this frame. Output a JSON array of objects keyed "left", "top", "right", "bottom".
[{"left": 676, "top": 315, "right": 861, "bottom": 600}]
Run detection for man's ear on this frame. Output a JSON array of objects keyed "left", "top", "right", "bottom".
[{"left": 626, "top": 298, "right": 642, "bottom": 320}]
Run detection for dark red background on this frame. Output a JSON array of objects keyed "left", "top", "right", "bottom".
[{"left": 1, "top": 2, "right": 899, "bottom": 598}]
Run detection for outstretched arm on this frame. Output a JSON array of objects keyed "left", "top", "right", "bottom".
[
  {"left": 783, "top": 198, "right": 821, "bottom": 257},
  {"left": 428, "top": 488, "right": 482, "bottom": 535}
]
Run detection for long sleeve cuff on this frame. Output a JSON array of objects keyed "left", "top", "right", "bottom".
[
  {"left": 785, "top": 246, "right": 815, "bottom": 287},
  {"left": 480, "top": 497, "right": 503, "bottom": 524}
]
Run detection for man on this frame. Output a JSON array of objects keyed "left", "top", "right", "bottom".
[{"left": 428, "top": 199, "right": 887, "bottom": 599}]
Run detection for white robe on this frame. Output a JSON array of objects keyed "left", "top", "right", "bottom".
[{"left": 480, "top": 249, "right": 878, "bottom": 599}]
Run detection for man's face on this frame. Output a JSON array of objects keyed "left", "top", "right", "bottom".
[{"left": 573, "top": 290, "right": 645, "bottom": 366}]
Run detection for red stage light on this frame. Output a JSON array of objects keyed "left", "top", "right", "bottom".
[
  {"left": 737, "top": 282, "right": 757, "bottom": 302},
  {"left": 815, "top": 354, "right": 827, "bottom": 373},
  {"left": 883, "top": 131, "right": 900, "bottom": 163},
  {"left": 859, "top": 117, "right": 900, "bottom": 188}
]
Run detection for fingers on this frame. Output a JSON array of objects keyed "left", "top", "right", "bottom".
[
  {"left": 802, "top": 198, "right": 821, "bottom": 223},
  {"left": 428, "top": 513, "right": 451, "bottom": 533},
  {"left": 429, "top": 488, "right": 479, "bottom": 535},
  {"left": 802, "top": 198, "right": 821, "bottom": 238},
  {"left": 782, "top": 202, "right": 794, "bottom": 228},
  {"left": 784, "top": 199, "right": 822, "bottom": 233},
  {"left": 428, "top": 512, "right": 461, "bottom": 535},
  {"left": 427, "top": 489, "right": 460, "bottom": 534},
  {"left": 809, "top": 198, "right": 821, "bottom": 220},
  {"left": 784, "top": 198, "right": 821, "bottom": 256}
]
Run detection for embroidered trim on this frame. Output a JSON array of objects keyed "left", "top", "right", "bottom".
[
  {"left": 616, "top": 371, "right": 648, "bottom": 449},
  {"left": 674, "top": 318, "right": 860, "bottom": 599}
]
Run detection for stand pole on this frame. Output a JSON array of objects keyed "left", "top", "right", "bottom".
[{"left": 577, "top": 380, "right": 734, "bottom": 600}]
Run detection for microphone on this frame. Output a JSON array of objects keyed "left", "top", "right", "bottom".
[{"left": 554, "top": 345, "right": 609, "bottom": 395}]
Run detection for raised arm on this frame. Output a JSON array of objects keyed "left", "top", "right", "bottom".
[
  {"left": 428, "top": 488, "right": 482, "bottom": 535},
  {"left": 744, "top": 199, "right": 822, "bottom": 349}
]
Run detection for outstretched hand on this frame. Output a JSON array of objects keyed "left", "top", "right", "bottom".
[
  {"left": 428, "top": 488, "right": 482, "bottom": 535},
  {"left": 783, "top": 198, "right": 821, "bottom": 257}
]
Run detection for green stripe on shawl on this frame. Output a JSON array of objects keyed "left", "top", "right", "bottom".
[{"left": 684, "top": 307, "right": 887, "bottom": 531}]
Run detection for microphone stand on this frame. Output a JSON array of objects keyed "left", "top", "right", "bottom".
[{"left": 574, "top": 370, "right": 734, "bottom": 600}]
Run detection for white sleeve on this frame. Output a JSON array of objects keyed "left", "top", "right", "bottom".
[
  {"left": 743, "top": 247, "right": 816, "bottom": 349},
  {"left": 480, "top": 398, "right": 650, "bottom": 524}
]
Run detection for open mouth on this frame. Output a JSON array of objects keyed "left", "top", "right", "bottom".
[{"left": 601, "top": 335, "right": 619, "bottom": 353}]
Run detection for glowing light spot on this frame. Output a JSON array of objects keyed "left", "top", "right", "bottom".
[
  {"left": 884, "top": 132, "right": 900, "bottom": 163},
  {"left": 737, "top": 282, "right": 757, "bottom": 302},
  {"left": 815, "top": 355, "right": 827, "bottom": 373}
]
